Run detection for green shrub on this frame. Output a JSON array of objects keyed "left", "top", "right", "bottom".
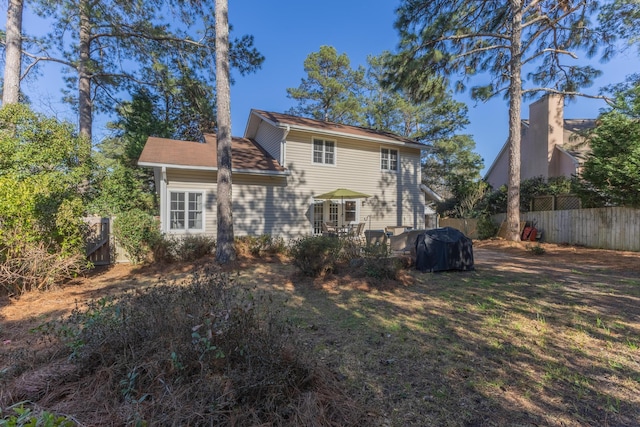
[
  {"left": 362, "top": 244, "right": 401, "bottom": 280},
  {"left": 289, "top": 235, "right": 343, "bottom": 277},
  {"left": 0, "top": 105, "right": 90, "bottom": 263},
  {"left": 113, "top": 209, "right": 161, "bottom": 264},
  {"left": 477, "top": 215, "right": 499, "bottom": 240},
  {"left": 340, "top": 236, "right": 364, "bottom": 262},
  {"left": 151, "top": 234, "right": 178, "bottom": 263},
  {"left": 0, "top": 403, "right": 75, "bottom": 427},
  {"left": 479, "top": 176, "right": 574, "bottom": 215},
  {"left": 150, "top": 234, "right": 216, "bottom": 263},
  {"left": 175, "top": 234, "right": 215, "bottom": 261}
]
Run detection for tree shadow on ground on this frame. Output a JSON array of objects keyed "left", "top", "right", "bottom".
[{"left": 267, "top": 246, "right": 640, "bottom": 426}]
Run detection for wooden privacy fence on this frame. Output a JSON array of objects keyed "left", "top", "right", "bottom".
[
  {"left": 83, "top": 216, "right": 130, "bottom": 265},
  {"left": 494, "top": 207, "right": 640, "bottom": 252},
  {"left": 84, "top": 216, "right": 111, "bottom": 265},
  {"left": 439, "top": 218, "right": 479, "bottom": 239}
]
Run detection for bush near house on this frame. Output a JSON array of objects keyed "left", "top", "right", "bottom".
[
  {"left": 362, "top": 243, "right": 402, "bottom": 280},
  {"left": 289, "top": 236, "right": 343, "bottom": 277},
  {"left": 152, "top": 233, "right": 216, "bottom": 263},
  {"left": 112, "top": 209, "right": 161, "bottom": 264},
  {"left": 478, "top": 176, "right": 575, "bottom": 219}
]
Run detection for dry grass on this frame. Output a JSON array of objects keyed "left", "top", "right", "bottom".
[
  {"left": 239, "top": 241, "right": 640, "bottom": 426},
  {"left": 1, "top": 240, "right": 640, "bottom": 426},
  {"left": 1, "top": 266, "right": 369, "bottom": 426}
]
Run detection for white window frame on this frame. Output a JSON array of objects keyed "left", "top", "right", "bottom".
[
  {"left": 311, "top": 199, "right": 362, "bottom": 235},
  {"left": 312, "top": 137, "right": 336, "bottom": 166},
  {"left": 312, "top": 201, "right": 324, "bottom": 235},
  {"left": 344, "top": 200, "right": 357, "bottom": 223},
  {"left": 168, "top": 190, "right": 205, "bottom": 232},
  {"left": 381, "top": 147, "right": 399, "bottom": 172}
]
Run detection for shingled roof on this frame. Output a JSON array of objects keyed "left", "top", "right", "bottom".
[
  {"left": 248, "top": 110, "right": 424, "bottom": 147},
  {"left": 138, "top": 134, "right": 286, "bottom": 174},
  {"left": 520, "top": 117, "right": 596, "bottom": 159}
]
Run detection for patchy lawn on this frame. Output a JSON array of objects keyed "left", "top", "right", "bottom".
[{"left": 1, "top": 241, "right": 639, "bottom": 426}]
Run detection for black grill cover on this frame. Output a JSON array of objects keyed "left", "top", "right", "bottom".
[{"left": 415, "top": 227, "right": 474, "bottom": 272}]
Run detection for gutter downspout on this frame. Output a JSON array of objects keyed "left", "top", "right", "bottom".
[
  {"left": 160, "top": 166, "right": 167, "bottom": 233},
  {"left": 280, "top": 124, "right": 290, "bottom": 166}
]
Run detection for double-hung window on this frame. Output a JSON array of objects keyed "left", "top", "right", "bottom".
[
  {"left": 170, "top": 191, "right": 203, "bottom": 230},
  {"left": 381, "top": 148, "right": 398, "bottom": 171},
  {"left": 313, "top": 138, "right": 335, "bottom": 165},
  {"left": 344, "top": 201, "right": 356, "bottom": 223}
]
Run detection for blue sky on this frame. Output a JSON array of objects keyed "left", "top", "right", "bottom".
[{"left": 9, "top": 0, "right": 640, "bottom": 174}]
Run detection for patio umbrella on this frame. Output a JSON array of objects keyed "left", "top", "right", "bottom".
[{"left": 314, "top": 188, "right": 371, "bottom": 227}]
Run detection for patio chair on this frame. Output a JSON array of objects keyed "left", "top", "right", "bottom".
[
  {"left": 348, "top": 222, "right": 366, "bottom": 242},
  {"left": 322, "top": 222, "right": 337, "bottom": 237}
]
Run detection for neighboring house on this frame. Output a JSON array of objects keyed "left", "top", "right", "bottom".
[
  {"left": 484, "top": 94, "right": 595, "bottom": 189},
  {"left": 138, "top": 109, "right": 427, "bottom": 240}
]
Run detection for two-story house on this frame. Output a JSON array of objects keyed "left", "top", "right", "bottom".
[
  {"left": 484, "top": 94, "right": 596, "bottom": 189},
  {"left": 138, "top": 109, "right": 426, "bottom": 239}
]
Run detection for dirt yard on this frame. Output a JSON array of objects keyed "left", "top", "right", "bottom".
[
  {"left": 3, "top": 240, "right": 638, "bottom": 327},
  {"left": 1, "top": 240, "right": 639, "bottom": 426}
]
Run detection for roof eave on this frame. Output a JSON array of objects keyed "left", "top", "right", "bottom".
[
  {"left": 554, "top": 145, "right": 582, "bottom": 167},
  {"left": 289, "top": 124, "right": 424, "bottom": 148},
  {"left": 138, "top": 161, "right": 289, "bottom": 176},
  {"left": 251, "top": 110, "right": 425, "bottom": 149},
  {"left": 138, "top": 161, "right": 214, "bottom": 171},
  {"left": 483, "top": 137, "right": 509, "bottom": 181}
]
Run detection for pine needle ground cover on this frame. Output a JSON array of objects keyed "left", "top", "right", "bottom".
[{"left": 1, "top": 241, "right": 639, "bottom": 426}]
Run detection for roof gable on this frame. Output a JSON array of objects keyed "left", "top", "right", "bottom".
[{"left": 246, "top": 109, "right": 425, "bottom": 148}]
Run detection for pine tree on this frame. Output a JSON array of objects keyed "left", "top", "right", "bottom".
[
  {"left": 25, "top": 0, "right": 263, "bottom": 142},
  {"left": 287, "top": 45, "right": 365, "bottom": 124},
  {"left": 389, "top": 0, "right": 612, "bottom": 240},
  {"left": 215, "top": 0, "right": 235, "bottom": 264},
  {"left": 364, "top": 53, "right": 483, "bottom": 199},
  {"left": 2, "top": 0, "right": 23, "bottom": 105}
]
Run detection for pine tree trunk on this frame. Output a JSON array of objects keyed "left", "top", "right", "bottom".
[
  {"left": 2, "top": 0, "right": 23, "bottom": 105},
  {"left": 506, "top": 0, "right": 523, "bottom": 241},
  {"left": 215, "top": 0, "right": 236, "bottom": 263},
  {"left": 78, "top": 0, "right": 93, "bottom": 142}
]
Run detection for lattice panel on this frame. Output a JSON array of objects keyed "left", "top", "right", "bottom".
[
  {"left": 556, "top": 195, "right": 581, "bottom": 210},
  {"left": 532, "top": 196, "right": 554, "bottom": 211}
]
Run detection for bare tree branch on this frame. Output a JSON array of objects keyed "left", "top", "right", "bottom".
[{"left": 522, "top": 87, "right": 612, "bottom": 102}]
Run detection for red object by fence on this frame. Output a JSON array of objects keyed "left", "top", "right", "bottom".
[{"left": 522, "top": 227, "right": 538, "bottom": 241}]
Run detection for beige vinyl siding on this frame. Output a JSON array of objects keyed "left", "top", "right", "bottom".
[
  {"left": 164, "top": 169, "right": 306, "bottom": 238},
  {"left": 254, "top": 120, "right": 284, "bottom": 162},
  {"left": 160, "top": 130, "right": 424, "bottom": 240},
  {"left": 166, "top": 169, "right": 217, "bottom": 236},
  {"left": 232, "top": 174, "right": 305, "bottom": 237},
  {"left": 284, "top": 130, "right": 424, "bottom": 233}
]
